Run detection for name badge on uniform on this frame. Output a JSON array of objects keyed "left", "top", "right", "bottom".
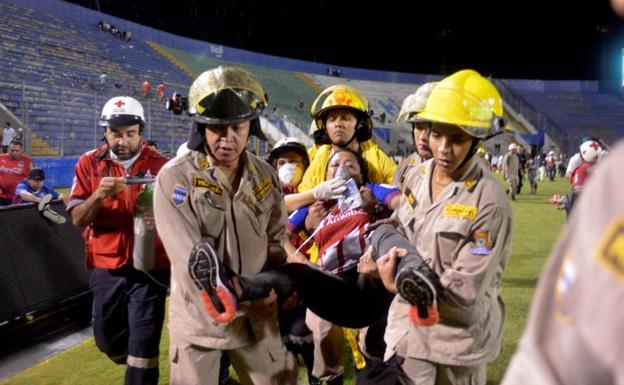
[
  {"left": 469, "top": 230, "right": 492, "bottom": 255},
  {"left": 253, "top": 178, "right": 273, "bottom": 202},
  {"left": 443, "top": 203, "right": 478, "bottom": 221},
  {"left": 193, "top": 177, "right": 223, "bottom": 196},
  {"left": 172, "top": 185, "right": 188, "bottom": 207}
]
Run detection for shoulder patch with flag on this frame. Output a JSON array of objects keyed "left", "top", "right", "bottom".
[{"left": 172, "top": 185, "right": 188, "bottom": 207}]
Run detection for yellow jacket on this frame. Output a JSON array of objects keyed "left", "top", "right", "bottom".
[{"left": 299, "top": 140, "right": 397, "bottom": 192}]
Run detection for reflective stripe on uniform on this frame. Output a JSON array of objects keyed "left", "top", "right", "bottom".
[{"left": 127, "top": 355, "right": 159, "bottom": 369}]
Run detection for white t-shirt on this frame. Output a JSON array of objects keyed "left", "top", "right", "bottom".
[
  {"left": 2, "top": 127, "right": 15, "bottom": 146},
  {"left": 565, "top": 153, "right": 582, "bottom": 176}
]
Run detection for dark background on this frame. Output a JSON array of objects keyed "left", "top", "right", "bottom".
[{"left": 67, "top": 0, "right": 624, "bottom": 80}]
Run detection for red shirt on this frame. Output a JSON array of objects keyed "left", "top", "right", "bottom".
[
  {"left": 571, "top": 160, "right": 594, "bottom": 190},
  {"left": 314, "top": 206, "right": 372, "bottom": 274},
  {"left": 68, "top": 143, "right": 170, "bottom": 270},
  {"left": 0, "top": 154, "right": 32, "bottom": 200}
]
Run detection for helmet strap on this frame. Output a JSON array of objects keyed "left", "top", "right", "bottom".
[{"left": 453, "top": 138, "right": 479, "bottom": 174}]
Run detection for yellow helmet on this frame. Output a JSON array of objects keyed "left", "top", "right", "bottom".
[
  {"left": 310, "top": 84, "right": 372, "bottom": 133},
  {"left": 188, "top": 66, "right": 267, "bottom": 125},
  {"left": 416, "top": 69, "right": 505, "bottom": 139},
  {"left": 396, "top": 82, "right": 437, "bottom": 124}
]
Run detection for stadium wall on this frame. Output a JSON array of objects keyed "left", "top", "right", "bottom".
[{"left": 35, "top": 157, "right": 79, "bottom": 188}]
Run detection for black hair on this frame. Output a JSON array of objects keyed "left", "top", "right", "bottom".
[
  {"left": 146, "top": 140, "right": 158, "bottom": 149},
  {"left": 9, "top": 139, "right": 22, "bottom": 146},
  {"left": 326, "top": 147, "right": 369, "bottom": 185}
]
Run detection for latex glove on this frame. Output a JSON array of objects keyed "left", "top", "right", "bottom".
[{"left": 312, "top": 177, "right": 347, "bottom": 201}]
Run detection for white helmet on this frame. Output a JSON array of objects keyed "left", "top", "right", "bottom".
[
  {"left": 396, "top": 82, "right": 437, "bottom": 124},
  {"left": 580, "top": 140, "right": 602, "bottom": 163},
  {"left": 267, "top": 136, "right": 309, "bottom": 168},
  {"left": 100, "top": 96, "right": 145, "bottom": 128}
]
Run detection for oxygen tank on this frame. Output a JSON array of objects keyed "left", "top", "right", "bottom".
[{"left": 133, "top": 180, "right": 156, "bottom": 271}]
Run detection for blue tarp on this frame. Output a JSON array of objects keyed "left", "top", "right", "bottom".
[
  {"left": 34, "top": 157, "right": 78, "bottom": 188},
  {"left": 374, "top": 128, "right": 391, "bottom": 143},
  {"left": 521, "top": 131, "right": 546, "bottom": 148}
]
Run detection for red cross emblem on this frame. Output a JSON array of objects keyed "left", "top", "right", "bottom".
[
  {"left": 114, "top": 99, "right": 125, "bottom": 108},
  {"left": 589, "top": 142, "right": 600, "bottom": 151}
]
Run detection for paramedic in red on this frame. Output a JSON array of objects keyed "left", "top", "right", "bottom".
[
  {"left": 67, "top": 96, "right": 169, "bottom": 385},
  {"left": 0, "top": 140, "right": 33, "bottom": 205}
]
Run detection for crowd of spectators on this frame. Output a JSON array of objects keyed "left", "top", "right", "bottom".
[{"left": 97, "top": 20, "right": 132, "bottom": 42}]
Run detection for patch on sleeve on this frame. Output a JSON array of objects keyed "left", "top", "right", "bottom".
[
  {"left": 555, "top": 256, "right": 576, "bottom": 298},
  {"left": 469, "top": 230, "right": 492, "bottom": 255},
  {"left": 443, "top": 203, "right": 478, "bottom": 221},
  {"left": 193, "top": 177, "right": 223, "bottom": 196},
  {"left": 595, "top": 218, "right": 624, "bottom": 282},
  {"left": 253, "top": 178, "right": 273, "bottom": 202},
  {"left": 172, "top": 185, "right": 188, "bottom": 207}
]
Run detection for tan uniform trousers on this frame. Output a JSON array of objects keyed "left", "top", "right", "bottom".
[
  {"left": 306, "top": 310, "right": 344, "bottom": 381},
  {"left": 505, "top": 175, "right": 518, "bottom": 195},
  {"left": 169, "top": 334, "right": 298, "bottom": 385},
  {"left": 396, "top": 339, "right": 485, "bottom": 385}
]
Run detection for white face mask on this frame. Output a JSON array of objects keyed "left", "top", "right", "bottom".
[{"left": 278, "top": 163, "right": 303, "bottom": 187}]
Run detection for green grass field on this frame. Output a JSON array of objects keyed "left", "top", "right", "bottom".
[{"left": 3, "top": 176, "right": 568, "bottom": 385}]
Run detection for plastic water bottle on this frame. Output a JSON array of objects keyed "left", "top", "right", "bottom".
[{"left": 133, "top": 182, "right": 156, "bottom": 272}]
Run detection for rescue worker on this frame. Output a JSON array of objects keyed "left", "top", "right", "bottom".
[
  {"left": 393, "top": 82, "right": 436, "bottom": 190},
  {"left": 501, "top": 140, "right": 624, "bottom": 385},
  {"left": 152, "top": 66, "right": 298, "bottom": 385},
  {"left": 377, "top": 69, "right": 513, "bottom": 385},
  {"left": 291, "top": 84, "right": 397, "bottom": 211},
  {"left": 67, "top": 96, "right": 170, "bottom": 385},
  {"left": 266, "top": 137, "right": 320, "bottom": 385},
  {"left": 267, "top": 136, "right": 313, "bottom": 211},
  {"left": 502, "top": 143, "right": 519, "bottom": 201}
]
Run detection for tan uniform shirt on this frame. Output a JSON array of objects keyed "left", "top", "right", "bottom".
[
  {"left": 502, "top": 142, "right": 624, "bottom": 385},
  {"left": 393, "top": 152, "right": 424, "bottom": 192},
  {"left": 154, "top": 150, "right": 288, "bottom": 349},
  {"left": 385, "top": 157, "right": 513, "bottom": 365},
  {"left": 502, "top": 151, "right": 519, "bottom": 180}
]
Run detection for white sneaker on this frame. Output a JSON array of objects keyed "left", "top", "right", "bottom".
[{"left": 38, "top": 194, "right": 66, "bottom": 224}]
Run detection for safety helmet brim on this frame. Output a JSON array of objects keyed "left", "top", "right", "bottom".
[
  {"left": 310, "top": 85, "right": 372, "bottom": 131},
  {"left": 99, "top": 115, "right": 144, "bottom": 129},
  {"left": 188, "top": 67, "right": 267, "bottom": 125},
  {"left": 189, "top": 88, "right": 265, "bottom": 125},
  {"left": 268, "top": 142, "right": 309, "bottom": 166},
  {"left": 416, "top": 70, "right": 506, "bottom": 139}
]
